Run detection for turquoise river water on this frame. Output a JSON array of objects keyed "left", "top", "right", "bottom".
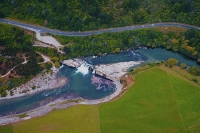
[{"left": 0, "top": 48, "right": 199, "bottom": 116}]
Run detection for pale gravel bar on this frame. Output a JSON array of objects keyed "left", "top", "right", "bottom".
[
  {"left": 0, "top": 68, "right": 67, "bottom": 100},
  {"left": 0, "top": 80, "right": 122, "bottom": 125}
]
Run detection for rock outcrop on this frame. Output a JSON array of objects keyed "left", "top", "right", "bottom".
[
  {"left": 63, "top": 58, "right": 142, "bottom": 82},
  {"left": 62, "top": 59, "right": 84, "bottom": 68},
  {"left": 95, "top": 61, "right": 142, "bottom": 81}
]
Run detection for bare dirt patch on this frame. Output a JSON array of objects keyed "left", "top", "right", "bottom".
[{"left": 111, "top": 74, "right": 134, "bottom": 101}]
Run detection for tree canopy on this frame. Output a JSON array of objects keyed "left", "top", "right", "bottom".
[
  {"left": 56, "top": 28, "right": 200, "bottom": 62},
  {"left": 166, "top": 58, "right": 178, "bottom": 67},
  {"left": 1, "top": 0, "right": 200, "bottom": 31},
  {"left": 0, "top": 24, "right": 44, "bottom": 97}
]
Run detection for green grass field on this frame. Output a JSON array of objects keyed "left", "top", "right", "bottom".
[
  {"left": 99, "top": 68, "right": 185, "bottom": 133},
  {"left": 169, "top": 74, "right": 200, "bottom": 132},
  {"left": 0, "top": 68, "right": 200, "bottom": 133},
  {"left": 0, "top": 105, "right": 100, "bottom": 133}
]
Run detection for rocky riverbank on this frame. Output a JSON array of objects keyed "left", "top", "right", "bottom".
[
  {"left": 0, "top": 69, "right": 67, "bottom": 100},
  {"left": 62, "top": 59, "right": 84, "bottom": 68},
  {"left": 0, "top": 80, "right": 122, "bottom": 125},
  {"left": 0, "top": 59, "right": 142, "bottom": 125},
  {"left": 62, "top": 58, "right": 142, "bottom": 81},
  {"left": 0, "top": 98, "right": 80, "bottom": 125},
  {"left": 95, "top": 61, "right": 142, "bottom": 81}
]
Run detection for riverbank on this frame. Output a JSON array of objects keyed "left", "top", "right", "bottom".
[
  {"left": 0, "top": 59, "right": 142, "bottom": 124},
  {"left": 1, "top": 47, "right": 200, "bottom": 125},
  {"left": 0, "top": 68, "right": 67, "bottom": 100},
  {"left": 0, "top": 58, "right": 131, "bottom": 124},
  {"left": 1, "top": 67, "right": 200, "bottom": 132},
  {"left": 81, "top": 80, "right": 123, "bottom": 105},
  {"left": 0, "top": 80, "right": 122, "bottom": 125},
  {"left": 95, "top": 61, "right": 142, "bottom": 81}
]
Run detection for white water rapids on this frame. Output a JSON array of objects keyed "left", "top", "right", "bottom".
[
  {"left": 76, "top": 64, "right": 89, "bottom": 75},
  {"left": 75, "top": 61, "right": 93, "bottom": 75}
]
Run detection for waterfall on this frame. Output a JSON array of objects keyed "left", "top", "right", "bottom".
[
  {"left": 92, "top": 69, "right": 96, "bottom": 74},
  {"left": 76, "top": 64, "right": 89, "bottom": 75},
  {"left": 60, "top": 64, "right": 64, "bottom": 69},
  {"left": 75, "top": 61, "right": 93, "bottom": 75}
]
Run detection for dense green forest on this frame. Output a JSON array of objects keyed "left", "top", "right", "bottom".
[
  {"left": 55, "top": 27, "right": 200, "bottom": 62},
  {"left": 1, "top": 0, "right": 200, "bottom": 97},
  {"left": 1, "top": 0, "right": 200, "bottom": 31},
  {"left": 0, "top": 24, "right": 48, "bottom": 97},
  {"left": 2, "top": 24, "right": 200, "bottom": 97}
]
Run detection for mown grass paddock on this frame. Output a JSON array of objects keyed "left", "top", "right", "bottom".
[
  {"left": 0, "top": 105, "right": 100, "bottom": 133},
  {"left": 1, "top": 68, "right": 200, "bottom": 133},
  {"left": 99, "top": 68, "right": 185, "bottom": 133}
]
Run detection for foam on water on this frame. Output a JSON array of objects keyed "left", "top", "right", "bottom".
[
  {"left": 131, "top": 51, "right": 136, "bottom": 56},
  {"left": 92, "top": 69, "right": 96, "bottom": 74},
  {"left": 76, "top": 64, "right": 89, "bottom": 75},
  {"left": 131, "top": 51, "right": 142, "bottom": 60},
  {"left": 60, "top": 64, "right": 64, "bottom": 69}
]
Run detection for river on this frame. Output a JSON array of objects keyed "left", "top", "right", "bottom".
[{"left": 0, "top": 48, "right": 199, "bottom": 116}]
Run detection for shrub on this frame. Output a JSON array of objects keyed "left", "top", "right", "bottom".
[
  {"left": 1, "top": 90, "right": 7, "bottom": 97},
  {"left": 180, "top": 63, "right": 187, "bottom": 69},
  {"left": 192, "top": 78, "right": 198, "bottom": 83},
  {"left": 55, "top": 62, "right": 60, "bottom": 68},
  {"left": 31, "top": 86, "right": 36, "bottom": 90},
  {"left": 18, "top": 113, "right": 28, "bottom": 118},
  {"left": 166, "top": 58, "right": 178, "bottom": 67},
  {"left": 188, "top": 66, "right": 200, "bottom": 76}
]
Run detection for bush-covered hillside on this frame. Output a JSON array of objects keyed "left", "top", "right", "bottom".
[
  {"left": 0, "top": 24, "right": 44, "bottom": 97},
  {"left": 1, "top": 0, "right": 200, "bottom": 31}
]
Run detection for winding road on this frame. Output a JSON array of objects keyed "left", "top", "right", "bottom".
[
  {"left": 1, "top": 18, "right": 200, "bottom": 76},
  {"left": 0, "top": 19, "right": 200, "bottom": 36},
  {"left": 1, "top": 18, "right": 200, "bottom": 77}
]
